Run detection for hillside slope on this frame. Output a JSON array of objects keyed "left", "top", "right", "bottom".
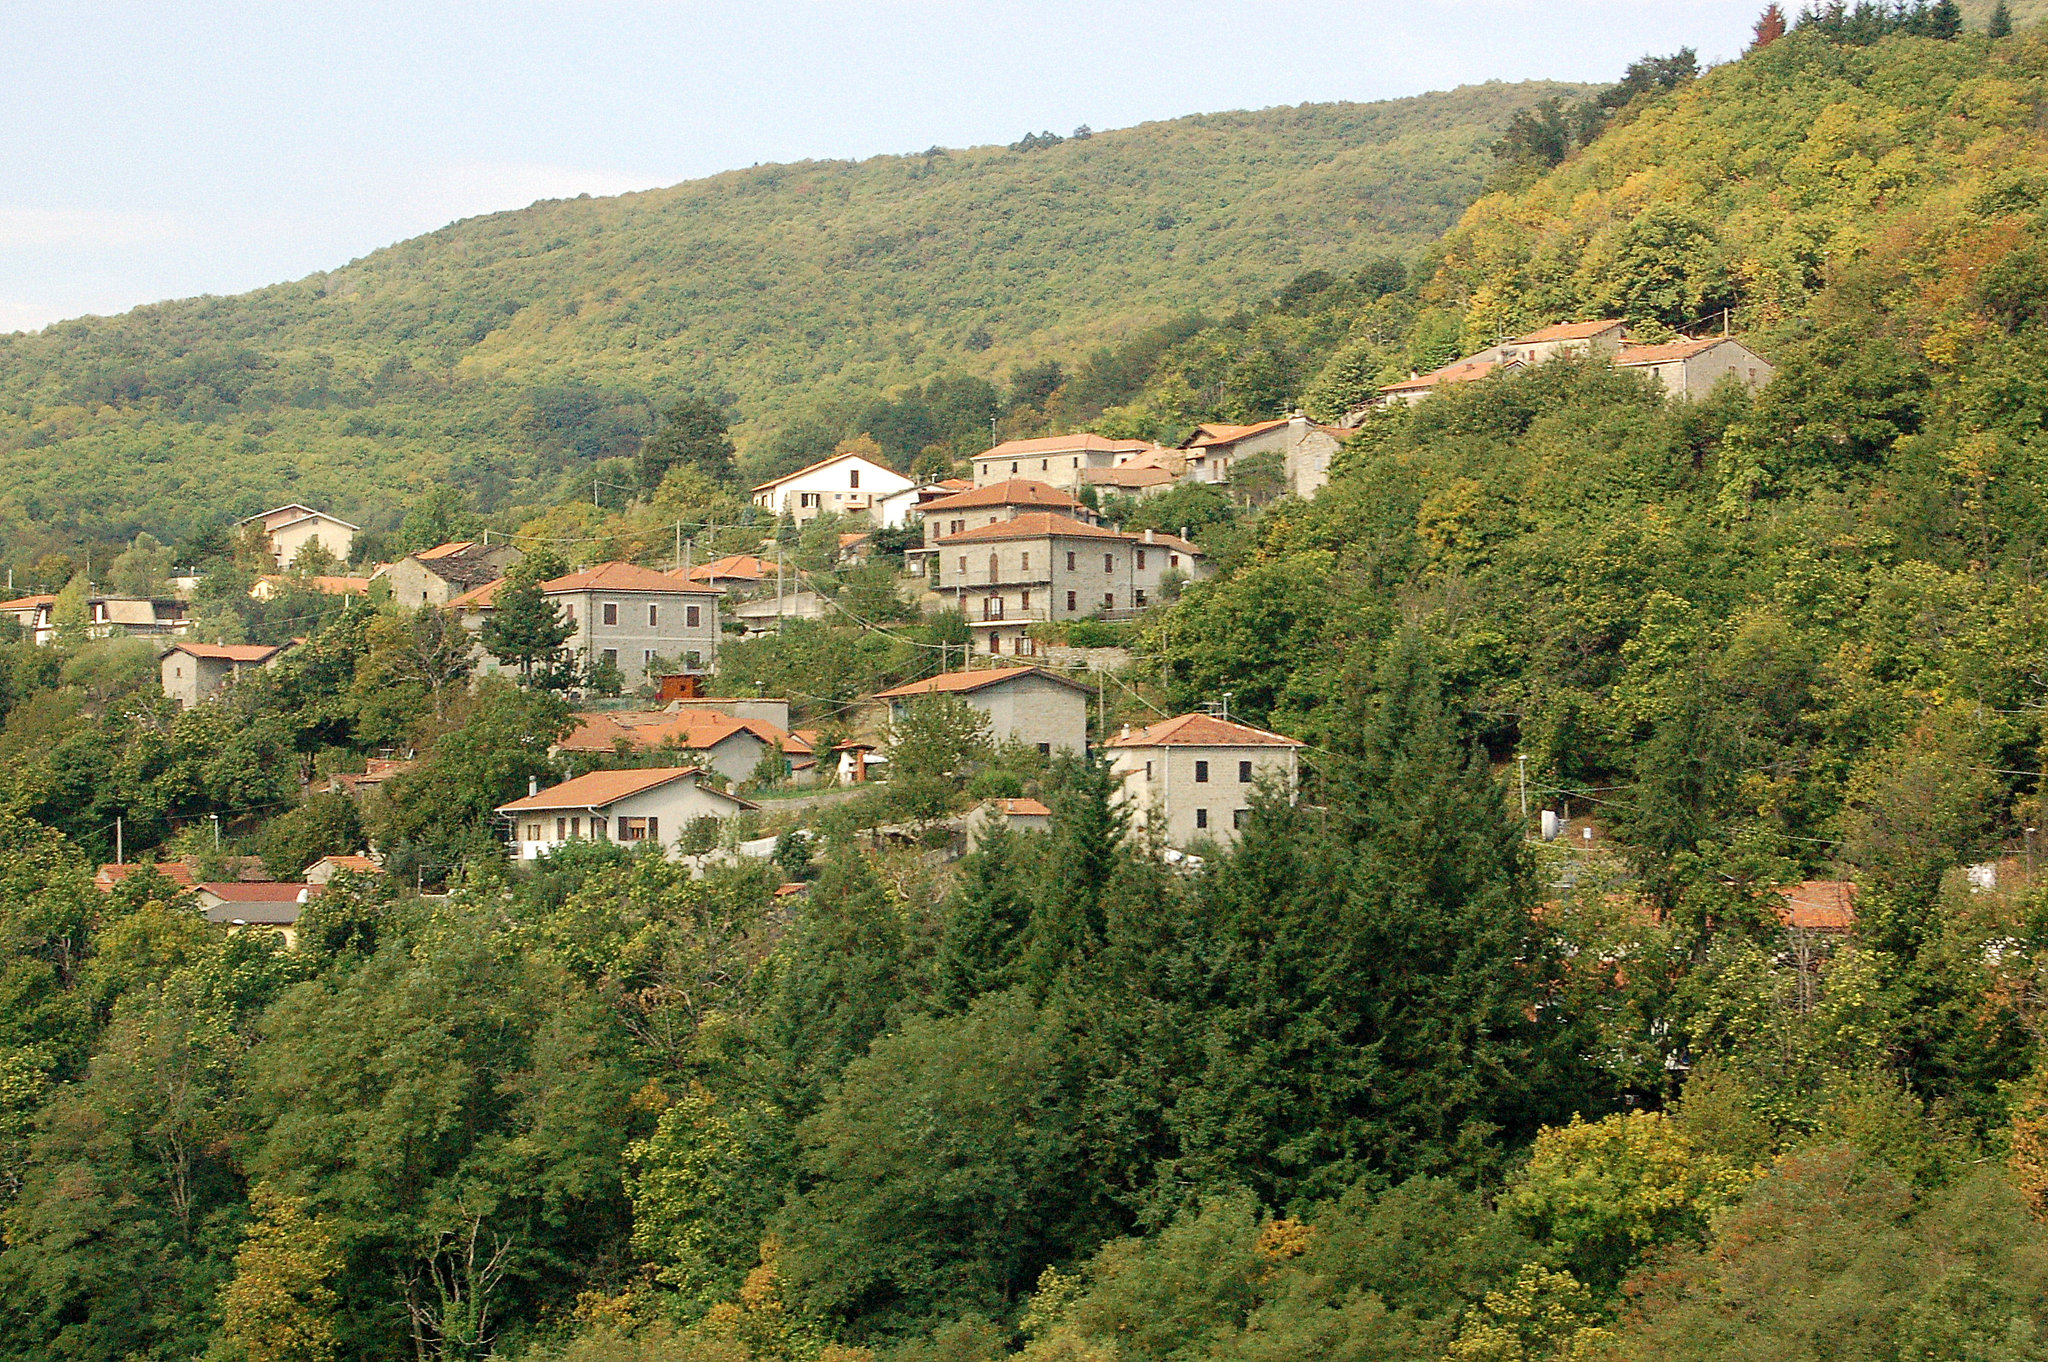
[{"left": 0, "top": 81, "right": 1579, "bottom": 555}]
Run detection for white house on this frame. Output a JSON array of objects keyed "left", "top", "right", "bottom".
[
  {"left": 497, "top": 767, "right": 757, "bottom": 860},
  {"left": 241, "top": 504, "right": 358, "bottom": 570},
  {"left": 873, "top": 478, "right": 972, "bottom": 529},
  {"left": 750, "top": 454, "right": 916, "bottom": 526},
  {"left": 1107, "top": 713, "right": 1303, "bottom": 850}
]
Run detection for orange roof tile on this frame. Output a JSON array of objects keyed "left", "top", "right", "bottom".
[
  {"left": 979, "top": 433, "right": 1150, "bottom": 459},
  {"left": 0, "top": 594, "right": 57, "bottom": 610},
  {"left": 876, "top": 666, "right": 1093, "bottom": 699},
  {"left": 1186, "top": 417, "right": 1290, "bottom": 449},
  {"left": 1512, "top": 319, "right": 1628, "bottom": 343},
  {"left": 994, "top": 797, "right": 1051, "bottom": 816},
  {"left": 164, "top": 643, "right": 283, "bottom": 663},
  {"left": 540, "top": 562, "right": 722, "bottom": 595},
  {"left": 95, "top": 862, "right": 197, "bottom": 891},
  {"left": 1108, "top": 713, "right": 1304, "bottom": 748},
  {"left": 936, "top": 511, "right": 1127, "bottom": 545},
  {"left": 1773, "top": 880, "right": 1856, "bottom": 931},
  {"left": 499, "top": 766, "right": 755, "bottom": 812},
  {"left": 197, "top": 881, "right": 308, "bottom": 902},
  {"left": 416, "top": 541, "right": 477, "bottom": 559},
  {"left": 447, "top": 578, "right": 506, "bottom": 610},
  {"left": 1615, "top": 337, "right": 1744, "bottom": 366},
  {"left": 1083, "top": 466, "right": 1177, "bottom": 489},
  {"left": 685, "top": 555, "right": 769, "bottom": 583},
  {"left": 921, "top": 479, "right": 1085, "bottom": 513},
  {"left": 1379, "top": 358, "right": 1513, "bottom": 395}
]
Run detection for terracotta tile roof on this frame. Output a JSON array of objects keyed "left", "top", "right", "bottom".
[
  {"left": 923, "top": 480, "right": 1084, "bottom": 513},
  {"left": 498, "top": 766, "right": 756, "bottom": 812},
  {"left": 936, "top": 478, "right": 973, "bottom": 490},
  {"left": 95, "top": 862, "right": 196, "bottom": 891},
  {"left": 416, "top": 541, "right": 476, "bottom": 560},
  {"left": 685, "top": 555, "right": 769, "bottom": 583},
  {"left": 979, "top": 433, "right": 1151, "bottom": 459},
  {"left": 447, "top": 578, "right": 505, "bottom": 610},
  {"left": 1379, "top": 358, "right": 1512, "bottom": 395},
  {"left": 163, "top": 643, "right": 283, "bottom": 663},
  {"left": 750, "top": 452, "right": 903, "bottom": 493},
  {"left": 1108, "top": 713, "right": 1304, "bottom": 748},
  {"left": 1615, "top": 337, "right": 1742, "bottom": 366},
  {"left": 307, "top": 854, "right": 382, "bottom": 875},
  {"left": 540, "top": 562, "right": 721, "bottom": 595},
  {"left": 1083, "top": 466, "right": 1177, "bottom": 489},
  {"left": 936, "top": 512, "right": 1127, "bottom": 545},
  {"left": 197, "top": 881, "right": 307, "bottom": 903},
  {"left": 558, "top": 709, "right": 784, "bottom": 754},
  {"left": 839, "top": 532, "right": 870, "bottom": 548},
  {"left": 1773, "top": 880, "right": 1856, "bottom": 931},
  {"left": 0, "top": 594, "right": 56, "bottom": 610},
  {"left": 994, "top": 797, "right": 1051, "bottom": 816},
  {"left": 876, "top": 665, "right": 1093, "bottom": 699},
  {"left": 1186, "top": 417, "right": 1290, "bottom": 449},
  {"left": 1512, "top": 319, "right": 1628, "bottom": 343}
]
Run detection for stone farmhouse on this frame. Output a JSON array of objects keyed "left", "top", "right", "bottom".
[
  {"left": 1366, "top": 319, "right": 1771, "bottom": 413},
  {"left": 750, "top": 452, "right": 916, "bottom": 526},
  {"left": 1106, "top": 713, "right": 1303, "bottom": 850},
  {"left": 1182, "top": 415, "right": 1349, "bottom": 499},
  {"left": 381, "top": 540, "right": 523, "bottom": 608},
  {"left": 875, "top": 665, "right": 1094, "bottom": 756},
  {"left": 908, "top": 479, "right": 1095, "bottom": 576},
  {"left": 931, "top": 512, "right": 1206, "bottom": 656},
  {"left": 453, "top": 561, "right": 723, "bottom": 687},
  {"left": 497, "top": 767, "right": 756, "bottom": 861},
  {"left": 1614, "top": 336, "right": 1776, "bottom": 399},
  {"left": 972, "top": 434, "right": 1156, "bottom": 491},
  {"left": 160, "top": 641, "right": 285, "bottom": 709}
]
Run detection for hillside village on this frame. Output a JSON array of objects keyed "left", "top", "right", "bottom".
[{"left": 13, "top": 10, "right": 2048, "bottom": 1361}]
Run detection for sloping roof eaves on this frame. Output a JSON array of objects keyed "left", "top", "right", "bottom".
[{"left": 875, "top": 666, "right": 1094, "bottom": 699}]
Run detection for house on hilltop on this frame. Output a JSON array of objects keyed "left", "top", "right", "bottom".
[
  {"left": 1615, "top": 337, "right": 1774, "bottom": 400},
  {"left": 750, "top": 453, "right": 915, "bottom": 526},
  {"left": 875, "top": 665, "right": 1093, "bottom": 756},
  {"left": 497, "top": 767, "right": 756, "bottom": 861},
  {"left": 1181, "top": 414, "right": 1348, "bottom": 499},
  {"left": 972, "top": 434, "right": 1153, "bottom": 491},
  {"left": 161, "top": 642, "right": 284, "bottom": 709},
  {"left": 240, "top": 504, "right": 358, "bottom": 570},
  {"left": 381, "top": 540, "right": 523, "bottom": 608},
  {"left": 1107, "top": 713, "right": 1303, "bottom": 850}
]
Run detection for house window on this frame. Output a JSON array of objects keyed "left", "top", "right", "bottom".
[
  {"left": 564, "top": 603, "right": 576, "bottom": 622},
  {"left": 1195, "top": 760, "right": 1209, "bottom": 783},
  {"left": 1195, "top": 808, "right": 1209, "bottom": 829},
  {"left": 1038, "top": 742, "right": 1051, "bottom": 756},
  {"left": 601, "top": 648, "right": 618, "bottom": 667},
  {"left": 1066, "top": 591, "right": 1077, "bottom": 611},
  {"left": 570, "top": 817, "right": 581, "bottom": 838},
  {"left": 592, "top": 817, "right": 608, "bottom": 840},
  {"left": 951, "top": 519, "right": 965, "bottom": 535},
  {"left": 602, "top": 602, "right": 618, "bottom": 625},
  {"left": 1169, "top": 554, "right": 1180, "bottom": 569},
  {"left": 1239, "top": 760, "right": 1253, "bottom": 782},
  {"left": 1020, "top": 589, "right": 1031, "bottom": 609},
  {"left": 1010, "top": 461, "right": 1019, "bottom": 473},
  {"left": 1144, "top": 761, "right": 1153, "bottom": 781},
  {"left": 1021, "top": 551, "right": 1030, "bottom": 571},
  {"left": 686, "top": 605, "right": 701, "bottom": 627},
  {"left": 620, "top": 816, "right": 660, "bottom": 842},
  {"left": 526, "top": 823, "right": 541, "bottom": 841},
  {"left": 1137, "top": 549, "right": 1147, "bottom": 570},
  {"left": 850, "top": 469, "right": 860, "bottom": 489},
  {"left": 648, "top": 603, "right": 659, "bottom": 627},
  {"left": 989, "top": 552, "right": 999, "bottom": 580},
  {"left": 1104, "top": 553, "right": 1114, "bottom": 573},
  {"left": 958, "top": 556, "right": 967, "bottom": 575},
  {"left": 1135, "top": 589, "right": 1147, "bottom": 607},
  {"left": 686, "top": 651, "right": 701, "bottom": 668},
  {"left": 644, "top": 649, "right": 656, "bottom": 670},
  {"left": 1233, "top": 808, "right": 1248, "bottom": 829},
  {"left": 556, "top": 817, "right": 568, "bottom": 840},
  {"left": 1103, "top": 592, "right": 1114, "bottom": 610},
  {"left": 1041, "top": 459, "right": 1048, "bottom": 470}
]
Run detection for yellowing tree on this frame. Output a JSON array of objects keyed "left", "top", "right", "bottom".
[{"left": 212, "top": 1185, "right": 342, "bottom": 1362}]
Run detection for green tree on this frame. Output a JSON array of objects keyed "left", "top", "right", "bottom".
[
  {"left": 108, "top": 532, "right": 172, "bottom": 598},
  {"left": 1989, "top": 0, "right": 2013, "bottom": 37},
  {"left": 480, "top": 553, "right": 574, "bottom": 681},
  {"left": 640, "top": 397, "right": 736, "bottom": 489},
  {"left": 883, "top": 695, "right": 993, "bottom": 825}
]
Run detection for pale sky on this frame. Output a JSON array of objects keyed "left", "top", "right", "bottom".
[{"left": 1, "top": 1, "right": 1762, "bottom": 333}]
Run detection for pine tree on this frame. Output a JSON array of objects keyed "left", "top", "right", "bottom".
[
  {"left": 1017, "top": 755, "right": 1125, "bottom": 994},
  {"left": 1751, "top": 3, "right": 1788, "bottom": 47},
  {"left": 479, "top": 553, "right": 572, "bottom": 680},
  {"left": 1990, "top": 0, "right": 2014, "bottom": 37},
  {"left": 935, "top": 827, "right": 1034, "bottom": 1011}
]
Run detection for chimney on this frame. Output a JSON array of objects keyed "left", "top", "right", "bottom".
[
  {"left": 1120, "top": 723, "right": 1130, "bottom": 740},
  {"left": 528, "top": 776, "right": 539, "bottom": 797},
  {"left": 1143, "top": 529, "right": 1155, "bottom": 544}
]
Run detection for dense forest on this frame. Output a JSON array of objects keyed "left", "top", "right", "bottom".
[
  {"left": 10, "top": 10, "right": 2048, "bottom": 1362},
  {"left": 0, "top": 80, "right": 1585, "bottom": 569}
]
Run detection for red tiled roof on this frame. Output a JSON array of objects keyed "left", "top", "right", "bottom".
[
  {"left": 95, "top": 862, "right": 197, "bottom": 891},
  {"left": 979, "top": 433, "right": 1150, "bottom": 459},
  {"left": 0, "top": 594, "right": 56, "bottom": 610},
  {"left": 936, "top": 478, "right": 973, "bottom": 490},
  {"left": 416, "top": 541, "right": 477, "bottom": 560},
  {"left": 447, "top": 578, "right": 505, "bottom": 610},
  {"left": 164, "top": 643, "right": 283, "bottom": 663},
  {"left": 1083, "top": 466, "right": 1176, "bottom": 489},
  {"left": 1773, "top": 880, "right": 1856, "bottom": 931},
  {"left": 498, "top": 766, "right": 755, "bottom": 812},
  {"left": 1186, "top": 417, "right": 1290, "bottom": 449},
  {"left": 936, "top": 512, "right": 1126, "bottom": 545},
  {"left": 558, "top": 709, "right": 783, "bottom": 754},
  {"left": 540, "top": 562, "right": 721, "bottom": 595},
  {"left": 1512, "top": 319, "right": 1627, "bottom": 344},
  {"left": 994, "top": 797, "right": 1051, "bottom": 816},
  {"left": 685, "top": 554, "right": 769, "bottom": 583},
  {"left": 922, "top": 480, "right": 1084, "bottom": 513},
  {"left": 750, "top": 452, "right": 903, "bottom": 493},
  {"left": 1108, "top": 713, "right": 1304, "bottom": 748},
  {"left": 1616, "top": 337, "right": 1742, "bottom": 366},
  {"left": 876, "top": 666, "right": 1093, "bottom": 699},
  {"left": 1379, "top": 358, "right": 1513, "bottom": 395},
  {"left": 197, "top": 881, "right": 307, "bottom": 902}
]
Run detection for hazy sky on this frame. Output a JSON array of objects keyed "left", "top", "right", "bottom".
[{"left": 1, "top": 1, "right": 1762, "bottom": 333}]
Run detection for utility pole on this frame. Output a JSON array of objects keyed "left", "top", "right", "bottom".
[
  {"left": 1515, "top": 754, "right": 1529, "bottom": 827},
  {"left": 775, "top": 540, "right": 785, "bottom": 635},
  {"left": 115, "top": 816, "right": 122, "bottom": 865},
  {"left": 211, "top": 813, "right": 220, "bottom": 850},
  {"left": 674, "top": 523, "right": 682, "bottom": 574}
]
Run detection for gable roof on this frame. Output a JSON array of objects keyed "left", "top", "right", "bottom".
[
  {"left": 1512, "top": 318, "right": 1628, "bottom": 344},
  {"left": 1773, "top": 880, "right": 1856, "bottom": 931},
  {"left": 685, "top": 554, "right": 770, "bottom": 583},
  {"left": 936, "top": 512, "right": 1126, "bottom": 545},
  {"left": 447, "top": 578, "right": 506, "bottom": 610},
  {"left": 1379, "top": 357, "right": 1515, "bottom": 396},
  {"left": 978, "top": 433, "right": 1150, "bottom": 460},
  {"left": 920, "top": 479, "right": 1084, "bottom": 513},
  {"left": 307, "top": 854, "right": 382, "bottom": 875},
  {"left": 875, "top": 665, "right": 1094, "bottom": 700},
  {"left": 558, "top": 709, "right": 786, "bottom": 754},
  {"left": 1083, "top": 466, "right": 1177, "bottom": 490},
  {"left": 163, "top": 642, "right": 283, "bottom": 664},
  {"left": 1615, "top": 337, "right": 1751, "bottom": 366},
  {"left": 1185, "top": 417, "right": 1290, "bottom": 449},
  {"left": 749, "top": 452, "right": 906, "bottom": 493},
  {"left": 993, "top": 797, "right": 1052, "bottom": 816},
  {"left": 95, "top": 861, "right": 197, "bottom": 891},
  {"left": 540, "top": 562, "right": 722, "bottom": 595},
  {"left": 498, "top": 766, "right": 757, "bottom": 813},
  {"left": 1108, "top": 713, "right": 1304, "bottom": 748},
  {"left": 243, "top": 504, "right": 360, "bottom": 531}
]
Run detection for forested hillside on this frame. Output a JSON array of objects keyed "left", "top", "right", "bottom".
[{"left": 0, "top": 81, "right": 1577, "bottom": 562}]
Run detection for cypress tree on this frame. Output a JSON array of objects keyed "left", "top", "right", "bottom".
[
  {"left": 1017, "top": 755, "right": 1125, "bottom": 994},
  {"left": 934, "top": 827, "right": 1034, "bottom": 1011}
]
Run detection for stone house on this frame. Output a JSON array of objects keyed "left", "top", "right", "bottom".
[
  {"left": 971, "top": 434, "right": 1153, "bottom": 491},
  {"left": 908, "top": 480, "right": 1093, "bottom": 576},
  {"left": 240, "top": 504, "right": 358, "bottom": 570},
  {"left": 160, "top": 642, "right": 284, "bottom": 709},
  {"left": 555, "top": 708, "right": 803, "bottom": 785},
  {"left": 1106, "top": 713, "right": 1303, "bottom": 850},
  {"left": 750, "top": 453, "right": 916, "bottom": 526},
  {"left": 874, "top": 478, "right": 972, "bottom": 528},
  {"left": 1614, "top": 337, "right": 1775, "bottom": 400},
  {"left": 381, "top": 540, "right": 523, "bottom": 608},
  {"left": 454, "top": 562, "right": 723, "bottom": 687},
  {"left": 1182, "top": 415, "right": 1348, "bottom": 499},
  {"left": 875, "top": 664, "right": 1094, "bottom": 756},
  {"left": 1495, "top": 318, "right": 1631, "bottom": 365},
  {"left": 497, "top": 767, "right": 757, "bottom": 861},
  {"left": 931, "top": 512, "right": 1206, "bottom": 656}
]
